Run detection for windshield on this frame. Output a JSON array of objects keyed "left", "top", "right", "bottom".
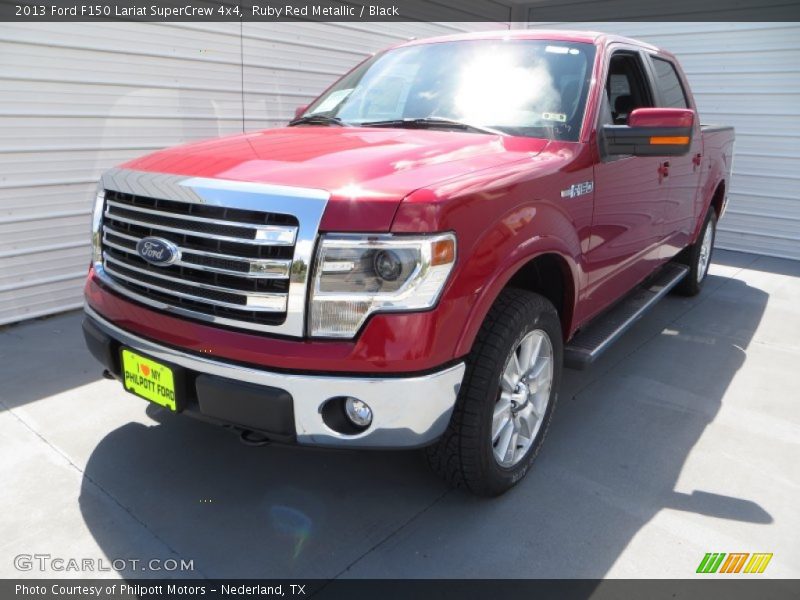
[{"left": 302, "top": 39, "right": 597, "bottom": 141}]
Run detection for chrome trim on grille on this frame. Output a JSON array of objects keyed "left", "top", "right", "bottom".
[
  {"left": 103, "top": 253, "right": 287, "bottom": 311},
  {"left": 102, "top": 262, "right": 286, "bottom": 313},
  {"left": 103, "top": 209, "right": 297, "bottom": 246},
  {"left": 95, "top": 168, "right": 329, "bottom": 337},
  {"left": 94, "top": 264, "right": 294, "bottom": 332},
  {"left": 105, "top": 199, "right": 298, "bottom": 244},
  {"left": 102, "top": 229, "right": 292, "bottom": 279}
]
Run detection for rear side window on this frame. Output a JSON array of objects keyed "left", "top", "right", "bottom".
[{"left": 651, "top": 57, "right": 689, "bottom": 108}]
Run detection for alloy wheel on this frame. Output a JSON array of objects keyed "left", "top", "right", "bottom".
[{"left": 492, "top": 329, "right": 554, "bottom": 467}]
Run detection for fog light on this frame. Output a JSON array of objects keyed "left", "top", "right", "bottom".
[{"left": 344, "top": 397, "right": 373, "bottom": 428}]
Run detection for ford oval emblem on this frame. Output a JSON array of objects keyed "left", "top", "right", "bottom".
[{"left": 136, "top": 237, "right": 180, "bottom": 267}]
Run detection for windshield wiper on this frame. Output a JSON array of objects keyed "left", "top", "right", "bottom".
[
  {"left": 360, "top": 117, "right": 507, "bottom": 136},
  {"left": 288, "top": 114, "right": 345, "bottom": 127}
]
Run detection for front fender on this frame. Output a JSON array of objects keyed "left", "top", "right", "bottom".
[
  {"left": 392, "top": 143, "right": 591, "bottom": 361},
  {"left": 451, "top": 207, "right": 583, "bottom": 359}
]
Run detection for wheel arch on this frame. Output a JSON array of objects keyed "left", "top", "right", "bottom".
[
  {"left": 454, "top": 249, "right": 579, "bottom": 358},
  {"left": 691, "top": 178, "right": 726, "bottom": 244},
  {"left": 505, "top": 253, "right": 575, "bottom": 337},
  {"left": 710, "top": 179, "right": 726, "bottom": 220}
]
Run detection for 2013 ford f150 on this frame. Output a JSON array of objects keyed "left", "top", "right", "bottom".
[{"left": 83, "top": 30, "right": 735, "bottom": 495}]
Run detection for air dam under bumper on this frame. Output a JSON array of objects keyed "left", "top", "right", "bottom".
[{"left": 84, "top": 307, "right": 465, "bottom": 449}]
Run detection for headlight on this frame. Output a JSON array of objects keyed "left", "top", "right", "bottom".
[
  {"left": 91, "top": 184, "right": 105, "bottom": 264},
  {"left": 309, "top": 233, "right": 456, "bottom": 338}
]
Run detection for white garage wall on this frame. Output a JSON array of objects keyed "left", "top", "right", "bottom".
[
  {"left": 527, "top": 22, "right": 800, "bottom": 260},
  {"left": 0, "top": 21, "right": 505, "bottom": 325}
]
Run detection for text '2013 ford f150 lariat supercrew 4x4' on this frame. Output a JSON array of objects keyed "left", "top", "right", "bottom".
[{"left": 83, "top": 30, "right": 734, "bottom": 495}]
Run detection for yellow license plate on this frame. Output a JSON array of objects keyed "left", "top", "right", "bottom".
[{"left": 121, "top": 349, "right": 178, "bottom": 411}]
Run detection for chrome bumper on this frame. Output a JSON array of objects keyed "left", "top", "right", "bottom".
[{"left": 85, "top": 306, "right": 464, "bottom": 449}]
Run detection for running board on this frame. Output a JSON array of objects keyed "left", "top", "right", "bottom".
[{"left": 564, "top": 263, "right": 689, "bottom": 370}]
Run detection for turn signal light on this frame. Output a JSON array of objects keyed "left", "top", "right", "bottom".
[
  {"left": 431, "top": 239, "right": 456, "bottom": 266},
  {"left": 650, "top": 136, "right": 690, "bottom": 145}
]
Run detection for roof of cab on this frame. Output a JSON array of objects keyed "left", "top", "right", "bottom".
[{"left": 393, "top": 29, "right": 660, "bottom": 53}]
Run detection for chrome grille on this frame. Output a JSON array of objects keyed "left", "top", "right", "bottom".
[{"left": 100, "top": 189, "right": 298, "bottom": 329}]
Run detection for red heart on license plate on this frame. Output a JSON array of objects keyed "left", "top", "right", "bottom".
[{"left": 140, "top": 364, "right": 151, "bottom": 377}]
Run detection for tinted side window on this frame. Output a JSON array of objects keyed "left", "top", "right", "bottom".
[
  {"left": 652, "top": 57, "right": 689, "bottom": 108},
  {"left": 603, "top": 53, "right": 654, "bottom": 125}
]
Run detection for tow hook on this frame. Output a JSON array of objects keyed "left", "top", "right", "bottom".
[
  {"left": 101, "top": 369, "right": 115, "bottom": 380},
  {"left": 239, "top": 430, "right": 272, "bottom": 447}
]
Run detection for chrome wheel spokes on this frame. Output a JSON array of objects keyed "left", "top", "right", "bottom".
[{"left": 492, "top": 330, "right": 554, "bottom": 467}]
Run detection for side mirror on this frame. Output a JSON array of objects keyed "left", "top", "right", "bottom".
[
  {"left": 602, "top": 108, "right": 694, "bottom": 156},
  {"left": 294, "top": 104, "right": 308, "bottom": 119}
]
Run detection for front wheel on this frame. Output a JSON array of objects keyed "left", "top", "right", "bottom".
[
  {"left": 426, "top": 289, "right": 563, "bottom": 496},
  {"left": 674, "top": 207, "right": 717, "bottom": 296}
]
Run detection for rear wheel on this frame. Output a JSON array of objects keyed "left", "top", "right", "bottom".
[
  {"left": 674, "top": 207, "right": 717, "bottom": 296},
  {"left": 426, "top": 289, "right": 563, "bottom": 496}
]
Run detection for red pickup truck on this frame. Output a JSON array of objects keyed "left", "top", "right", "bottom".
[{"left": 83, "top": 30, "right": 734, "bottom": 495}]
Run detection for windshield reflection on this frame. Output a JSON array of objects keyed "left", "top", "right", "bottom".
[{"left": 303, "top": 39, "right": 596, "bottom": 141}]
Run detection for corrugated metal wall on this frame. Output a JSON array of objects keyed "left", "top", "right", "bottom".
[
  {"left": 527, "top": 22, "right": 800, "bottom": 260},
  {"left": 0, "top": 21, "right": 504, "bottom": 325}
]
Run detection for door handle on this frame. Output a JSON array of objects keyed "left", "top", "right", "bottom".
[{"left": 658, "top": 161, "right": 670, "bottom": 183}]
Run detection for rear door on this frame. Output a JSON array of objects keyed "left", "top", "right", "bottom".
[
  {"left": 585, "top": 47, "right": 668, "bottom": 316},
  {"left": 645, "top": 54, "right": 703, "bottom": 258}
]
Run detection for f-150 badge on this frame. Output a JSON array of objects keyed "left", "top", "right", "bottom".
[{"left": 561, "top": 181, "right": 594, "bottom": 199}]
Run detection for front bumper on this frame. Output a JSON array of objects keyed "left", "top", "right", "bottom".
[{"left": 84, "top": 306, "right": 465, "bottom": 449}]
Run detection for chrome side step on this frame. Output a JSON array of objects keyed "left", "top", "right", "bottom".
[{"left": 564, "top": 263, "right": 689, "bottom": 370}]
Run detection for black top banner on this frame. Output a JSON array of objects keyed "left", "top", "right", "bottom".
[{"left": 2, "top": 0, "right": 800, "bottom": 21}]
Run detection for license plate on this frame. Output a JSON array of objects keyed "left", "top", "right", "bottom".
[{"left": 120, "top": 348, "right": 178, "bottom": 411}]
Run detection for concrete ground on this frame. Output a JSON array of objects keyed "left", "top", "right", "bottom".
[{"left": 1, "top": 249, "right": 798, "bottom": 580}]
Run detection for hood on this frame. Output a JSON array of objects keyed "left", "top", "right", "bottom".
[{"left": 123, "top": 126, "right": 550, "bottom": 230}]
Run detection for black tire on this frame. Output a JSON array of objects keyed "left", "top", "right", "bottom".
[
  {"left": 426, "top": 288, "right": 563, "bottom": 496},
  {"left": 674, "top": 207, "right": 717, "bottom": 296}
]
